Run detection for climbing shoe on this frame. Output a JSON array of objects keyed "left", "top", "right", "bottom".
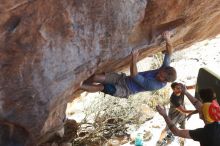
[{"left": 156, "top": 138, "right": 166, "bottom": 146}]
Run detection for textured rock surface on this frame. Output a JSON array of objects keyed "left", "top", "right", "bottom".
[{"left": 0, "top": 0, "right": 220, "bottom": 145}]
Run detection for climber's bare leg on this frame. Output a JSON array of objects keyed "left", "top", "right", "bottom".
[
  {"left": 80, "top": 83, "right": 104, "bottom": 92},
  {"left": 80, "top": 73, "right": 107, "bottom": 92},
  {"left": 92, "top": 73, "right": 106, "bottom": 83},
  {"left": 84, "top": 73, "right": 106, "bottom": 84}
]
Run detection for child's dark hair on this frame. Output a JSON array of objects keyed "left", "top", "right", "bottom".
[
  {"left": 171, "top": 82, "right": 179, "bottom": 89},
  {"left": 199, "top": 88, "right": 216, "bottom": 103}
]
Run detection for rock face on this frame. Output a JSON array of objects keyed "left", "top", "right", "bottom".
[{"left": 0, "top": 0, "right": 220, "bottom": 145}]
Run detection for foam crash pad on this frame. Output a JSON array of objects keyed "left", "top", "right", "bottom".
[{"left": 195, "top": 68, "right": 220, "bottom": 104}]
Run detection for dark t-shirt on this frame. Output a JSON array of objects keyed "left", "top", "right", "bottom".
[
  {"left": 168, "top": 93, "right": 185, "bottom": 119},
  {"left": 189, "top": 122, "right": 220, "bottom": 146}
]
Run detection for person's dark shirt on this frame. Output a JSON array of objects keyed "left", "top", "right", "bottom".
[
  {"left": 189, "top": 122, "right": 220, "bottom": 146},
  {"left": 168, "top": 93, "right": 185, "bottom": 118}
]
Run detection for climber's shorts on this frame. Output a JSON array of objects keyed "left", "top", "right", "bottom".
[
  {"left": 103, "top": 72, "right": 131, "bottom": 98},
  {"left": 102, "top": 83, "right": 116, "bottom": 95}
]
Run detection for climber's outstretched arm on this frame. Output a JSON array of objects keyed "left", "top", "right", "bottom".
[
  {"left": 162, "top": 31, "right": 173, "bottom": 55},
  {"left": 130, "top": 50, "right": 139, "bottom": 77}
]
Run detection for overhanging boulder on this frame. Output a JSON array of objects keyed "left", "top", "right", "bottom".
[{"left": 0, "top": 0, "right": 220, "bottom": 145}]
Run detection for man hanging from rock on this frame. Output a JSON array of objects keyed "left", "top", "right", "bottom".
[{"left": 80, "top": 31, "right": 177, "bottom": 98}]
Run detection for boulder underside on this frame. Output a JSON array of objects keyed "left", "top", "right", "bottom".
[{"left": 0, "top": 0, "right": 220, "bottom": 145}]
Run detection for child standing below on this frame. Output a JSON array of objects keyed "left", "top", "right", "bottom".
[{"left": 157, "top": 82, "right": 196, "bottom": 146}]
